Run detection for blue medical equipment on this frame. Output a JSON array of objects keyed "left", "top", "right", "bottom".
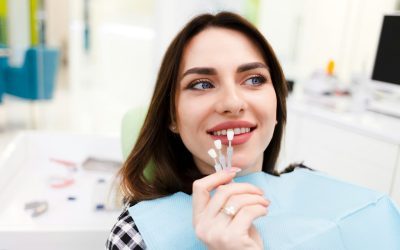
[
  {"left": 0, "top": 44, "right": 8, "bottom": 102},
  {"left": 2, "top": 46, "right": 59, "bottom": 100}
]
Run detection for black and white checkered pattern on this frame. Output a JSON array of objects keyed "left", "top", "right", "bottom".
[{"left": 106, "top": 206, "right": 147, "bottom": 250}]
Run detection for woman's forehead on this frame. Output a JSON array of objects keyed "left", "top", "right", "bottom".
[{"left": 180, "top": 27, "right": 266, "bottom": 73}]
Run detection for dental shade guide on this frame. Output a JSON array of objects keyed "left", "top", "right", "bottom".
[
  {"left": 214, "top": 139, "right": 226, "bottom": 169},
  {"left": 207, "top": 129, "right": 235, "bottom": 173},
  {"left": 226, "top": 129, "right": 234, "bottom": 169},
  {"left": 208, "top": 149, "right": 222, "bottom": 172}
]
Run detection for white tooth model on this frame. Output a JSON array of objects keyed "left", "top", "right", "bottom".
[
  {"left": 226, "top": 129, "right": 234, "bottom": 169},
  {"left": 207, "top": 130, "right": 234, "bottom": 172},
  {"left": 214, "top": 139, "right": 226, "bottom": 169},
  {"left": 208, "top": 149, "right": 222, "bottom": 172}
]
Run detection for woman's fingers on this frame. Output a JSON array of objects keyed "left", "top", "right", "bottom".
[
  {"left": 212, "top": 193, "right": 269, "bottom": 228},
  {"left": 228, "top": 204, "right": 268, "bottom": 232},
  {"left": 192, "top": 168, "right": 239, "bottom": 223},
  {"left": 205, "top": 184, "right": 265, "bottom": 218},
  {"left": 200, "top": 203, "right": 268, "bottom": 248},
  {"left": 222, "top": 193, "right": 270, "bottom": 215}
]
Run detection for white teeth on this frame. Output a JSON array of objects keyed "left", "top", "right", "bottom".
[{"left": 212, "top": 127, "right": 252, "bottom": 136}]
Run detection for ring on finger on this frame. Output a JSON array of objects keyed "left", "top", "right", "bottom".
[{"left": 221, "top": 205, "right": 237, "bottom": 217}]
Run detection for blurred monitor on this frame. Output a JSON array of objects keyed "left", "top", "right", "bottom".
[
  {"left": 371, "top": 13, "right": 400, "bottom": 94},
  {"left": 367, "top": 13, "right": 400, "bottom": 118}
]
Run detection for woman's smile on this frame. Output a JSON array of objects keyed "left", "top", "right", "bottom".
[{"left": 206, "top": 120, "right": 257, "bottom": 145}]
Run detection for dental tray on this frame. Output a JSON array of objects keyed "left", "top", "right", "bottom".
[{"left": 0, "top": 131, "right": 123, "bottom": 250}]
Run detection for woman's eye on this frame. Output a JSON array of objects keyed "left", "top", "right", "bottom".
[
  {"left": 189, "top": 80, "right": 215, "bottom": 90},
  {"left": 244, "top": 75, "right": 267, "bottom": 86}
]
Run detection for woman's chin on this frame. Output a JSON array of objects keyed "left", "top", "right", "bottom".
[{"left": 232, "top": 159, "right": 261, "bottom": 174}]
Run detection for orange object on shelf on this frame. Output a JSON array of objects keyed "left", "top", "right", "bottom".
[{"left": 326, "top": 60, "right": 335, "bottom": 76}]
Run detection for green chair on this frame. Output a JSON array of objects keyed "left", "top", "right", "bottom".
[{"left": 121, "top": 106, "right": 155, "bottom": 180}]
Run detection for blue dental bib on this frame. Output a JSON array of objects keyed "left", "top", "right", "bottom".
[{"left": 128, "top": 169, "right": 400, "bottom": 249}]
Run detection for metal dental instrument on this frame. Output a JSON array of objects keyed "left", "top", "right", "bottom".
[{"left": 24, "top": 201, "right": 49, "bottom": 217}]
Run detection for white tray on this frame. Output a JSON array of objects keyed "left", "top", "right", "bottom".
[{"left": 0, "top": 131, "right": 123, "bottom": 250}]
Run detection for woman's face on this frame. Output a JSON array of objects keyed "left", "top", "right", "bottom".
[{"left": 175, "top": 27, "right": 277, "bottom": 175}]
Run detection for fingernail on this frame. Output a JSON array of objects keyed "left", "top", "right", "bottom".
[
  {"left": 224, "top": 167, "right": 242, "bottom": 173},
  {"left": 263, "top": 199, "right": 270, "bottom": 206}
]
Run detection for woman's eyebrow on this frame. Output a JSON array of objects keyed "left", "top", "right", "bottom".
[
  {"left": 180, "top": 62, "right": 268, "bottom": 80},
  {"left": 237, "top": 62, "right": 269, "bottom": 73},
  {"left": 181, "top": 67, "right": 217, "bottom": 79}
]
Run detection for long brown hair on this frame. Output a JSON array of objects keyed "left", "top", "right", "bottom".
[{"left": 119, "top": 12, "right": 288, "bottom": 203}]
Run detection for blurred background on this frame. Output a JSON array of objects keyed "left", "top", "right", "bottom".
[
  {"left": 0, "top": 0, "right": 400, "bottom": 249},
  {"left": 0, "top": 0, "right": 398, "bottom": 140}
]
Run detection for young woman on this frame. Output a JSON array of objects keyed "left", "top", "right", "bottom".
[{"left": 107, "top": 12, "right": 400, "bottom": 250}]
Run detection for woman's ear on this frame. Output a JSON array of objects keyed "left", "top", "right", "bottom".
[{"left": 169, "top": 124, "right": 179, "bottom": 133}]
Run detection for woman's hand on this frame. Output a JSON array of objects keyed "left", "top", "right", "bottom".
[{"left": 192, "top": 168, "right": 270, "bottom": 250}]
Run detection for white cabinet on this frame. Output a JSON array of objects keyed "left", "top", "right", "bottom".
[
  {"left": 279, "top": 100, "right": 400, "bottom": 205},
  {"left": 391, "top": 153, "right": 400, "bottom": 205}
]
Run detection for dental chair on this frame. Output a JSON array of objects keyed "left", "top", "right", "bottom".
[
  {"left": 121, "top": 106, "right": 155, "bottom": 179},
  {"left": 121, "top": 106, "right": 148, "bottom": 159},
  {"left": 0, "top": 44, "right": 8, "bottom": 102},
  {"left": 4, "top": 47, "right": 59, "bottom": 100}
]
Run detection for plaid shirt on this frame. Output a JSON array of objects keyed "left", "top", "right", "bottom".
[{"left": 106, "top": 205, "right": 147, "bottom": 250}]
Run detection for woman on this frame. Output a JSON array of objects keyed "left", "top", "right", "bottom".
[{"left": 107, "top": 12, "right": 400, "bottom": 250}]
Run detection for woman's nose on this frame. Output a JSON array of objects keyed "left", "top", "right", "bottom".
[{"left": 215, "top": 86, "right": 247, "bottom": 116}]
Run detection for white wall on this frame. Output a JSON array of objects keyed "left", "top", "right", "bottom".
[
  {"left": 7, "top": 0, "right": 30, "bottom": 66},
  {"left": 68, "top": 0, "right": 249, "bottom": 105},
  {"left": 66, "top": 0, "right": 399, "bottom": 109},
  {"left": 45, "top": 0, "right": 69, "bottom": 48},
  {"left": 258, "top": 0, "right": 398, "bottom": 88},
  {"left": 68, "top": 0, "right": 156, "bottom": 106}
]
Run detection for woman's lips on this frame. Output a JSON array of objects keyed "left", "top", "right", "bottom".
[
  {"left": 207, "top": 120, "right": 257, "bottom": 145},
  {"left": 207, "top": 120, "right": 256, "bottom": 132},
  {"left": 209, "top": 128, "right": 255, "bottom": 145}
]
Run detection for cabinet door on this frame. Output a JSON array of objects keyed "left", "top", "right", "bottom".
[
  {"left": 391, "top": 148, "right": 400, "bottom": 206},
  {"left": 278, "top": 112, "right": 302, "bottom": 171},
  {"left": 290, "top": 118, "right": 398, "bottom": 194}
]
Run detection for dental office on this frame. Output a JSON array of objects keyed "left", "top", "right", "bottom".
[{"left": 0, "top": 0, "right": 400, "bottom": 249}]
